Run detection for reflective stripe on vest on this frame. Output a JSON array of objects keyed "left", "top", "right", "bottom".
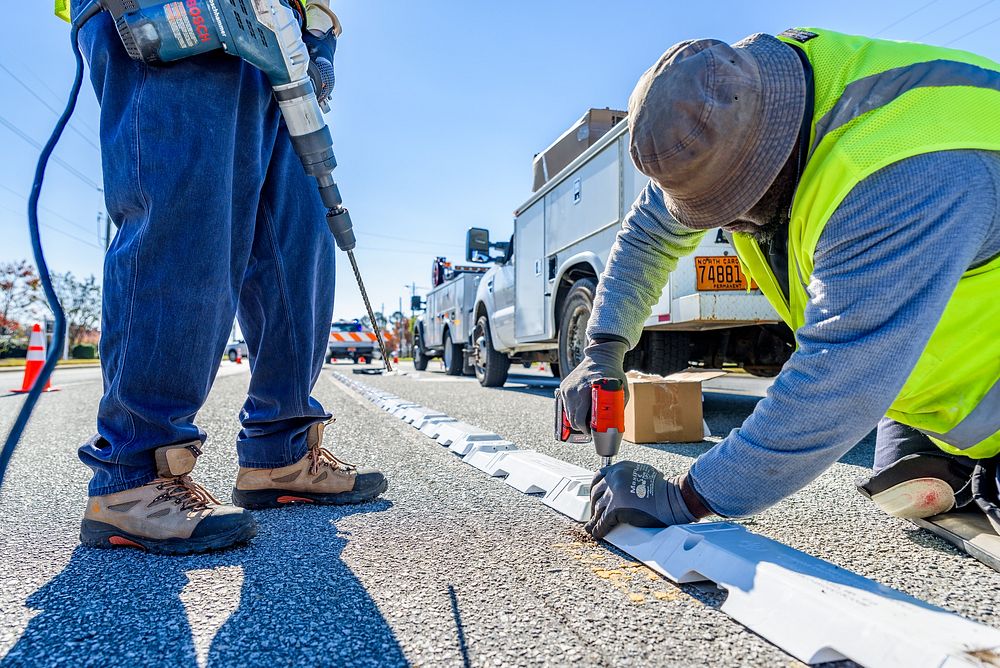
[
  {"left": 733, "top": 28, "right": 1000, "bottom": 459},
  {"left": 921, "top": 381, "right": 1000, "bottom": 450},
  {"left": 811, "top": 60, "right": 1000, "bottom": 155}
]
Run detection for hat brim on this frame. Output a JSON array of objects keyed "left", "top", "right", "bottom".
[{"left": 663, "top": 34, "right": 806, "bottom": 230}]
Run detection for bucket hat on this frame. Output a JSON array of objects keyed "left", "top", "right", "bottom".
[{"left": 628, "top": 33, "right": 806, "bottom": 229}]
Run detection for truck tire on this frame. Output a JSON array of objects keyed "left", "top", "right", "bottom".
[
  {"left": 648, "top": 331, "right": 691, "bottom": 375},
  {"left": 443, "top": 331, "right": 464, "bottom": 376},
  {"left": 473, "top": 315, "right": 509, "bottom": 387},
  {"left": 413, "top": 331, "right": 429, "bottom": 371},
  {"left": 558, "top": 278, "right": 597, "bottom": 376}
]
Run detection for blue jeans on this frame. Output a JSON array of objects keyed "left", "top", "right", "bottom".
[{"left": 75, "top": 3, "right": 335, "bottom": 496}]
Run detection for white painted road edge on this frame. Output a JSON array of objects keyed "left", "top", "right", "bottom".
[{"left": 330, "top": 372, "right": 1000, "bottom": 668}]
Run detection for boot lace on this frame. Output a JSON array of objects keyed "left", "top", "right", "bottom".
[
  {"left": 308, "top": 446, "right": 357, "bottom": 476},
  {"left": 154, "top": 475, "right": 219, "bottom": 512}
]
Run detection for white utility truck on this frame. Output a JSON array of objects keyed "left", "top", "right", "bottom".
[
  {"left": 413, "top": 258, "right": 489, "bottom": 375},
  {"left": 464, "top": 109, "right": 792, "bottom": 387}
]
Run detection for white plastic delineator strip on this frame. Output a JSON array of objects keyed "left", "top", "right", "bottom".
[
  {"left": 479, "top": 450, "right": 589, "bottom": 494},
  {"left": 540, "top": 475, "right": 592, "bottom": 522},
  {"left": 379, "top": 398, "right": 409, "bottom": 412},
  {"left": 332, "top": 373, "right": 1000, "bottom": 668},
  {"left": 461, "top": 442, "right": 518, "bottom": 467},
  {"left": 398, "top": 405, "right": 449, "bottom": 426},
  {"left": 419, "top": 417, "right": 459, "bottom": 438},
  {"left": 431, "top": 422, "right": 516, "bottom": 456},
  {"left": 448, "top": 437, "right": 511, "bottom": 457},
  {"left": 605, "top": 522, "right": 1000, "bottom": 668},
  {"left": 389, "top": 402, "right": 421, "bottom": 417},
  {"left": 435, "top": 421, "right": 495, "bottom": 447}
]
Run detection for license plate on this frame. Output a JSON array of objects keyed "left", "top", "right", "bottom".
[{"left": 695, "top": 256, "right": 754, "bottom": 291}]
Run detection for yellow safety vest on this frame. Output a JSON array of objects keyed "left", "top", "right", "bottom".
[{"left": 732, "top": 28, "right": 1000, "bottom": 459}]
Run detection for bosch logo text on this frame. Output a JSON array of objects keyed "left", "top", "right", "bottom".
[{"left": 186, "top": 0, "right": 212, "bottom": 43}]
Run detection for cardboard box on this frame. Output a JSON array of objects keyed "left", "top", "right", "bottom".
[
  {"left": 624, "top": 369, "right": 726, "bottom": 444},
  {"left": 531, "top": 108, "right": 627, "bottom": 191}
]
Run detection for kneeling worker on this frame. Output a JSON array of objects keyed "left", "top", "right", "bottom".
[{"left": 560, "top": 28, "right": 1000, "bottom": 539}]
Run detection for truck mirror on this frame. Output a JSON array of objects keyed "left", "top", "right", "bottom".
[
  {"left": 466, "top": 227, "right": 491, "bottom": 263},
  {"left": 410, "top": 295, "right": 424, "bottom": 311}
]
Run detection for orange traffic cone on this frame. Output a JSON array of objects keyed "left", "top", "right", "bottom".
[
  {"left": 393, "top": 356, "right": 399, "bottom": 364},
  {"left": 12, "top": 324, "right": 57, "bottom": 393},
  {"left": 235, "top": 348, "right": 243, "bottom": 364},
  {"left": 359, "top": 356, "right": 366, "bottom": 364}
]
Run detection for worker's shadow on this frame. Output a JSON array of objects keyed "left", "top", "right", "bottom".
[{"left": 1, "top": 500, "right": 407, "bottom": 668}]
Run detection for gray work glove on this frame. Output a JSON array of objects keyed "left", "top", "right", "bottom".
[
  {"left": 586, "top": 462, "right": 696, "bottom": 539},
  {"left": 558, "top": 339, "right": 629, "bottom": 434}
]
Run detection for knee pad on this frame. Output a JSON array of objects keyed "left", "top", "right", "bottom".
[
  {"left": 867, "top": 478, "right": 955, "bottom": 519},
  {"left": 856, "top": 453, "right": 971, "bottom": 519}
]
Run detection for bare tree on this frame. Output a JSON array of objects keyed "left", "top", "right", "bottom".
[
  {"left": 361, "top": 311, "right": 387, "bottom": 330},
  {"left": 51, "top": 272, "right": 102, "bottom": 349}
]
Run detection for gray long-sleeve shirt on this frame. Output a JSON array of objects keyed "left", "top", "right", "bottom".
[{"left": 588, "top": 150, "right": 1000, "bottom": 517}]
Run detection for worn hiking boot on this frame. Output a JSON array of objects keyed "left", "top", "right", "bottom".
[
  {"left": 80, "top": 442, "right": 257, "bottom": 554},
  {"left": 232, "top": 420, "right": 388, "bottom": 509}
]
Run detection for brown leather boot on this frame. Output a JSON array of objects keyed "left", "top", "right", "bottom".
[
  {"left": 80, "top": 442, "right": 256, "bottom": 554},
  {"left": 232, "top": 420, "right": 387, "bottom": 509}
]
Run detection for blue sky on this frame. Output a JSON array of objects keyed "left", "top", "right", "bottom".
[{"left": 2, "top": 0, "right": 999, "bottom": 322}]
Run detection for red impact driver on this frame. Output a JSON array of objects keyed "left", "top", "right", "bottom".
[{"left": 555, "top": 378, "right": 626, "bottom": 468}]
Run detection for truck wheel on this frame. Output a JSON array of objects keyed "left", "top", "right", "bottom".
[
  {"left": 558, "top": 278, "right": 597, "bottom": 376},
  {"left": 473, "top": 315, "right": 510, "bottom": 387},
  {"left": 228, "top": 350, "right": 238, "bottom": 362},
  {"left": 648, "top": 331, "right": 691, "bottom": 375},
  {"left": 413, "top": 331, "right": 429, "bottom": 371},
  {"left": 443, "top": 331, "right": 464, "bottom": 376}
]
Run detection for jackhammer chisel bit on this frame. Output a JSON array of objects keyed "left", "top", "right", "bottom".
[{"left": 327, "top": 204, "right": 392, "bottom": 373}]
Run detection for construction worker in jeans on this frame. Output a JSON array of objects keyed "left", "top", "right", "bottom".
[
  {"left": 560, "top": 28, "right": 1000, "bottom": 539},
  {"left": 58, "top": 0, "right": 388, "bottom": 554}
]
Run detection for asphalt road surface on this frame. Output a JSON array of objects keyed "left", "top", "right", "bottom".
[{"left": 1, "top": 361, "right": 998, "bottom": 667}]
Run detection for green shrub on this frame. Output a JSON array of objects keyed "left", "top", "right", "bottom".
[{"left": 71, "top": 344, "right": 97, "bottom": 359}]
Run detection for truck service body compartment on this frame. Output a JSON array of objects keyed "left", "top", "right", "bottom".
[
  {"left": 425, "top": 272, "right": 482, "bottom": 350},
  {"left": 506, "top": 119, "right": 779, "bottom": 349}
]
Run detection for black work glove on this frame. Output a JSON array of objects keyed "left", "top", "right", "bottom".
[
  {"left": 586, "top": 461, "right": 696, "bottom": 539},
  {"left": 304, "top": 27, "right": 337, "bottom": 108},
  {"left": 558, "top": 339, "right": 629, "bottom": 435}
]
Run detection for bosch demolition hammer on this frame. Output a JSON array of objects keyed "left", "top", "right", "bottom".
[{"left": 0, "top": 0, "right": 389, "bottom": 488}]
